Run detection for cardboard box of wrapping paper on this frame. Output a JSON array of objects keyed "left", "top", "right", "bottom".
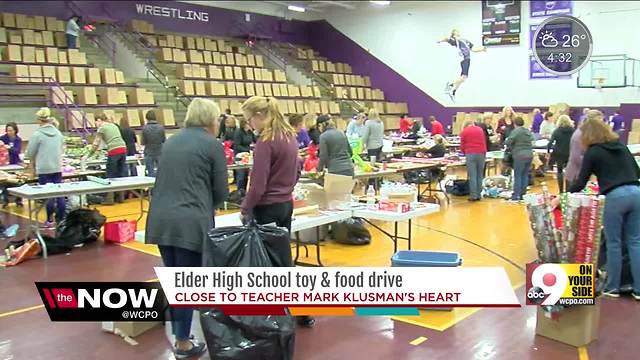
[{"left": 535, "top": 303, "right": 600, "bottom": 347}]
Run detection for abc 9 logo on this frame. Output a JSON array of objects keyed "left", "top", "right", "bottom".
[{"left": 527, "top": 264, "right": 568, "bottom": 305}]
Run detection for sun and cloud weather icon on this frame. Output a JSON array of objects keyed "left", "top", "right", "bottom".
[{"left": 539, "top": 31, "right": 558, "bottom": 48}]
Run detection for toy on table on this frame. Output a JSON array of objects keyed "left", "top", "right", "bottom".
[
  {"left": 349, "top": 138, "right": 373, "bottom": 172},
  {"left": 304, "top": 143, "right": 319, "bottom": 172},
  {"left": 223, "top": 141, "right": 235, "bottom": 165}
]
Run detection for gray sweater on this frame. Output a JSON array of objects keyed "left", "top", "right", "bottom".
[
  {"left": 318, "top": 128, "right": 354, "bottom": 175},
  {"left": 506, "top": 126, "right": 534, "bottom": 160},
  {"left": 141, "top": 120, "right": 166, "bottom": 157},
  {"left": 362, "top": 119, "right": 384, "bottom": 150},
  {"left": 25, "top": 124, "right": 63, "bottom": 175},
  {"left": 145, "top": 127, "right": 228, "bottom": 253}
]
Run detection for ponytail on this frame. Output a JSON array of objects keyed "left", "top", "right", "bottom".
[{"left": 242, "top": 96, "right": 296, "bottom": 141}]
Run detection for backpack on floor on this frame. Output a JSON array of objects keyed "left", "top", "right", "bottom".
[{"left": 445, "top": 179, "right": 470, "bottom": 196}]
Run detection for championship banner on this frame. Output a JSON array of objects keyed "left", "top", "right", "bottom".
[
  {"left": 482, "top": 0, "right": 522, "bottom": 46},
  {"left": 155, "top": 267, "right": 520, "bottom": 315},
  {"left": 528, "top": 25, "right": 570, "bottom": 79},
  {"left": 530, "top": 1, "right": 573, "bottom": 18}
]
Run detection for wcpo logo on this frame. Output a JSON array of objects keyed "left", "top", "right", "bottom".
[
  {"left": 525, "top": 263, "right": 595, "bottom": 306},
  {"left": 36, "top": 282, "right": 168, "bottom": 321}
]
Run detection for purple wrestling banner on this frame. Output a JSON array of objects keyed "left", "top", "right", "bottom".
[{"left": 530, "top": 1, "right": 573, "bottom": 18}]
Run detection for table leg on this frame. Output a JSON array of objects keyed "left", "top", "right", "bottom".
[
  {"left": 393, "top": 221, "right": 398, "bottom": 253},
  {"left": 438, "top": 179, "right": 451, "bottom": 204},
  {"left": 408, "top": 219, "right": 412, "bottom": 250},
  {"left": 29, "top": 199, "right": 47, "bottom": 258},
  {"left": 294, "top": 232, "right": 300, "bottom": 263},
  {"left": 315, "top": 226, "right": 323, "bottom": 267}
]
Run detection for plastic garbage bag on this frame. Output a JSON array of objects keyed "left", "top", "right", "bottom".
[
  {"left": 55, "top": 208, "right": 106, "bottom": 248},
  {"left": 200, "top": 222, "right": 295, "bottom": 360},
  {"left": 332, "top": 217, "right": 371, "bottom": 245},
  {"left": 203, "top": 222, "right": 293, "bottom": 267}
]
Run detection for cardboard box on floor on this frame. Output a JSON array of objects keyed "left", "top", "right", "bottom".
[{"left": 535, "top": 303, "right": 600, "bottom": 347}]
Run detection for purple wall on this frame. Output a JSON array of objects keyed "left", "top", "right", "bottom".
[{"left": 0, "top": 1, "right": 311, "bottom": 44}]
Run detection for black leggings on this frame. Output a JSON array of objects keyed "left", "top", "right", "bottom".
[
  {"left": 367, "top": 147, "right": 383, "bottom": 187},
  {"left": 556, "top": 159, "right": 567, "bottom": 193},
  {"left": 253, "top": 200, "right": 294, "bottom": 233}
]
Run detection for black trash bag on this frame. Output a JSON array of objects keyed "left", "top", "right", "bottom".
[
  {"left": 226, "top": 190, "right": 244, "bottom": 205},
  {"left": 55, "top": 208, "right": 106, "bottom": 248},
  {"left": 200, "top": 309, "right": 296, "bottom": 360},
  {"left": 203, "top": 223, "right": 292, "bottom": 267},
  {"left": 445, "top": 179, "right": 470, "bottom": 196},
  {"left": 332, "top": 217, "right": 371, "bottom": 245},
  {"left": 200, "top": 222, "right": 295, "bottom": 360}
]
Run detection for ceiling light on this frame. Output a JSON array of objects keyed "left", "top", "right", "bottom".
[
  {"left": 288, "top": 5, "right": 306, "bottom": 12},
  {"left": 370, "top": 1, "right": 391, "bottom": 5}
]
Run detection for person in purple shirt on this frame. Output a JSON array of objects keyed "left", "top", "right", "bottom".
[
  {"left": 0, "top": 122, "right": 23, "bottom": 207},
  {"left": 289, "top": 114, "right": 310, "bottom": 149},
  {"left": 609, "top": 109, "right": 625, "bottom": 135},
  {"left": 531, "top": 108, "right": 544, "bottom": 136}
]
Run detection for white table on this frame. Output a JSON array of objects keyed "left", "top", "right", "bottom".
[
  {"left": 353, "top": 203, "right": 440, "bottom": 252},
  {"left": 85, "top": 155, "right": 141, "bottom": 167},
  {"left": 0, "top": 164, "right": 25, "bottom": 173},
  {"left": 628, "top": 144, "right": 640, "bottom": 155},
  {"left": 10, "top": 176, "right": 155, "bottom": 258},
  {"left": 136, "top": 210, "right": 352, "bottom": 267}
]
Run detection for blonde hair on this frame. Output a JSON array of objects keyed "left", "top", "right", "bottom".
[
  {"left": 242, "top": 96, "right": 295, "bottom": 141},
  {"left": 502, "top": 106, "right": 515, "bottom": 121},
  {"left": 556, "top": 114, "right": 573, "bottom": 128},
  {"left": 303, "top": 113, "right": 317, "bottom": 129},
  {"left": 433, "top": 134, "right": 445, "bottom": 144},
  {"left": 368, "top": 108, "right": 380, "bottom": 121},
  {"left": 581, "top": 110, "right": 618, "bottom": 147},
  {"left": 225, "top": 115, "right": 238, "bottom": 127},
  {"left": 36, "top": 107, "right": 52, "bottom": 122},
  {"left": 185, "top": 98, "right": 220, "bottom": 128},
  {"left": 462, "top": 119, "right": 474, "bottom": 128}
]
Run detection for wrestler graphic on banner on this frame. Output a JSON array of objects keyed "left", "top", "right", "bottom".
[{"left": 438, "top": 29, "right": 487, "bottom": 101}]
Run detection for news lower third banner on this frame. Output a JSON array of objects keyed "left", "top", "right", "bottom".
[{"left": 155, "top": 267, "right": 521, "bottom": 315}]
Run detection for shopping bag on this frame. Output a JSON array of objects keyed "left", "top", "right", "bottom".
[
  {"left": 135, "top": 160, "right": 146, "bottom": 177},
  {"left": 332, "top": 217, "right": 371, "bottom": 245},
  {"left": 104, "top": 220, "right": 137, "bottom": 243},
  {"left": 200, "top": 222, "right": 295, "bottom": 360}
]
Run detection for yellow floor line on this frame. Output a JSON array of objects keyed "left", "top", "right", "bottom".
[
  {"left": 118, "top": 242, "right": 161, "bottom": 257},
  {"left": 409, "top": 336, "right": 428, "bottom": 346},
  {"left": 0, "top": 304, "right": 44, "bottom": 319},
  {"left": 578, "top": 346, "right": 589, "bottom": 360}
]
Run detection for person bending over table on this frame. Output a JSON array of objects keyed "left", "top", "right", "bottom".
[
  {"left": 145, "top": 98, "right": 229, "bottom": 359},
  {"left": 24, "top": 108, "right": 65, "bottom": 227},
  {"left": 84, "top": 113, "right": 128, "bottom": 204},
  {"left": 0, "top": 122, "right": 23, "bottom": 207},
  {"left": 240, "top": 96, "right": 315, "bottom": 328},
  {"left": 460, "top": 120, "right": 487, "bottom": 202},
  {"left": 562, "top": 112, "right": 640, "bottom": 299},
  {"left": 505, "top": 117, "right": 534, "bottom": 202},
  {"left": 317, "top": 116, "right": 354, "bottom": 177}
]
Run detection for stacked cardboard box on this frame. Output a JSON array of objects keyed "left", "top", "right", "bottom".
[
  {"left": 22, "top": 46, "right": 35, "bottom": 62},
  {"left": 3, "top": 45, "right": 21, "bottom": 61},
  {"left": 68, "top": 49, "right": 87, "bottom": 65},
  {"left": 72, "top": 67, "right": 86, "bottom": 83},
  {"left": 115, "top": 70, "right": 125, "bottom": 84},
  {"left": 156, "top": 108, "right": 176, "bottom": 127},
  {"left": 11, "top": 65, "right": 29, "bottom": 82},
  {"left": 77, "top": 87, "right": 98, "bottom": 105},
  {"left": 178, "top": 80, "right": 195, "bottom": 96},
  {"left": 86, "top": 68, "right": 101, "bottom": 84},
  {"left": 56, "top": 66, "right": 71, "bottom": 83},
  {"left": 41, "top": 65, "right": 56, "bottom": 82},
  {"left": 102, "top": 68, "right": 117, "bottom": 84},
  {"left": 121, "top": 110, "right": 141, "bottom": 127},
  {"left": 97, "top": 88, "right": 120, "bottom": 105},
  {"left": 51, "top": 86, "right": 73, "bottom": 105},
  {"left": 127, "top": 88, "right": 154, "bottom": 105}
]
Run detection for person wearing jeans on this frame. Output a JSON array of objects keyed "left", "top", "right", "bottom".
[
  {"left": 141, "top": 111, "right": 166, "bottom": 177},
  {"left": 146, "top": 99, "right": 229, "bottom": 358},
  {"left": 241, "top": 95, "right": 315, "bottom": 328},
  {"left": 25, "top": 108, "right": 65, "bottom": 225},
  {"left": 460, "top": 120, "right": 487, "bottom": 201},
  {"left": 505, "top": 116, "right": 534, "bottom": 202},
  {"left": 65, "top": 15, "right": 80, "bottom": 49},
  {"left": 85, "top": 114, "right": 128, "bottom": 204},
  {"left": 567, "top": 111, "right": 640, "bottom": 299}
]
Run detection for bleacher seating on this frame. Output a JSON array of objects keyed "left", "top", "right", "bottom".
[
  {"left": 125, "top": 20, "right": 342, "bottom": 116},
  {"left": 0, "top": 13, "right": 177, "bottom": 131}
]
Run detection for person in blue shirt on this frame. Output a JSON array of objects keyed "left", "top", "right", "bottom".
[
  {"left": 0, "top": 122, "right": 23, "bottom": 208},
  {"left": 438, "top": 29, "right": 486, "bottom": 101},
  {"left": 609, "top": 109, "right": 625, "bottom": 137},
  {"left": 346, "top": 112, "right": 366, "bottom": 138}
]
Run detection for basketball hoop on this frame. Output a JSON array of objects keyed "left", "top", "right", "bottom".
[{"left": 593, "top": 77, "right": 605, "bottom": 90}]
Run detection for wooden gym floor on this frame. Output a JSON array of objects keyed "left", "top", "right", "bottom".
[{"left": 0, "top": 172, "right": 638, "bottom": 360}]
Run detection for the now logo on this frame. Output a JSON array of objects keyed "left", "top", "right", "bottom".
[{"left": 78, "top": 288, "right": 158, "bottom": 309}]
